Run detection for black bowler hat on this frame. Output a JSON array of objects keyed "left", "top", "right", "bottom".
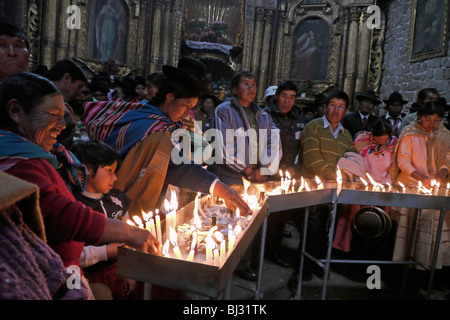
[
  {"left": 115, "top": 76, "right": 139, "bottom": 97},
  {"left": 162, "top": 56, "right": 210, "bottom": 94},
  {"left": 356, "top": 90, "right": 382, "bottom": 105},
  {"left": 383, "top": 92, "right": 408, "bottom": 105},
  {"left": 88, "top": 80, "right": 110, "bottom": 94},
  {"left": 353, "top": 206, "right": 392, "bottom": 238},
  {"left": 312, "top": 93, "right": 327, "bottom": 106}
]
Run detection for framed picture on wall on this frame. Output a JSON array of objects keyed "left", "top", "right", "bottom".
[{"left": 408, "top": 0, "right": 449, "bottom": 62}]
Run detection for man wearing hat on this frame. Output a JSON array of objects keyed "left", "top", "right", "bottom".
[
  {"left": 380, "top": 92, "right": 408, "bottom": 137},
  {"left": 341, "top": 89, "right": 381, "bottom": 139},
  {"left": 263, "top": 85, "right": 277, "bottom": 107},
  {"left": 88, "top": 79, "right": 111, "bottom": 101}
]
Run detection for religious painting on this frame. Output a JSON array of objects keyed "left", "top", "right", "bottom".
[
  {"left": 408, "top": 0, "right": 449, "bottom": 61},
  {"left": 290, "top": 17, "right": 330, "bottom": 81},
  {"left": 88, "top": 0, "right": 129, "bottom": 63}
]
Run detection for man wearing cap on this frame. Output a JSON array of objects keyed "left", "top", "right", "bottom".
[
  {"left": 263, "top": 80, "right": 307, "bottom": 268},
  {"left": 263, "top": 85, "right": 277, "bottom": 107},
  {"left": 380, "top": 92, "right": 408, "bottom": 137},
  {"left": 341, "top": 90, "right": 381, "bottom": 139}
]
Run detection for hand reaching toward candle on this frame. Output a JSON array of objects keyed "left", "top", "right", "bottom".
[
  {"left": 100, "top": 219, "right": 162, "bottom": 255},
  {"left": 213, "top": 181, "right": 252, "bottom": 216}
]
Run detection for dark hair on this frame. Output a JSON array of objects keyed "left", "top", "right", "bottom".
[
  {"left": 47, "top": 59, "right": 87, "bottom": 83},
  {"left": 201, "top": 93, "right": 220, "bottom": 106},
  {"left": 146, "top": 71, "right": 165, "bottom": 87},
  {"left": 150, "top": 75, "right": 202, "bottom": 106},
  {"left": 371, "top": 118, "right": 393, "bottom": 137},
  {"left": 230, "top": 71, "right": 255, "bottom": 89},
  {"left": 135, "top": 76, "right": 146, "bottom": 86},
  {"left": 417, "top": 88, "right": 439, "bottom": 105},
  {"left": 326, "top": 89, "right": 349, "bottom": 108},
  {"left": 0, "top": 21, "right": 29, "bottom": 50},
  {"left": 70, "top": 140, "right": 121, "bottom": 177},
  {"left": 0, "top": 72, "right": 60, "bottom": 126},
  {"left": 275, "top": 80, "right": 299, "bottom": 95},
  {"left": 417, "top": 100, "right": 445, "bottom": 118}
]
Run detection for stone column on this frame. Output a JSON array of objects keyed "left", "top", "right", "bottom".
[
  {"left": 257, "top": 9, "right": 275, "bottom": 102},
  {"left": 56, "top": 0, "right": 70, "bottom": 62},
  {"left": 251, "top": 7, "right": 265, "bottom": 77},
  {"left": 161, "top": 0, "right": 173, "bottom": 66},
  {"left": 354, "top": 8, "right": 372, "bottom": 97},
  {"left": 150, "top": 0, "right": 163, "bottom": 72},
  {"left": 343, "top": 6, "right": 361, "bottom": 111},
  {"left": 40, "top": 0, "right": 58, "bottom": 68}
]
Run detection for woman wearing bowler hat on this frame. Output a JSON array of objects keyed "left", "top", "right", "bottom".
[{"left": 84, "top": 58, "right": 251, "bottom": 219}]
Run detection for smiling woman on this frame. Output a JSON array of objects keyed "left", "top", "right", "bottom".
[{"left": 0, "top": 72, "right": 162, "bottom": 299}]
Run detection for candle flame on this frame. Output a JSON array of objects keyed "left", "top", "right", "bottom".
[
  {"left": 162, "top": 239, "right": 170, "bottom": 256},
  {"left": 233, "top": 223, "right": 242, "bottom": 236},
  {"left": 169, "top": 227, "right": 178, "bottom": 246},
  {"left": 285, "top": 171, "right": 291, "bottom": 180},
  {"left": 447, "top": 182, "right": 450, "bottom": 190},
  {"left": 164, "top": 190, "right": 178, "bottom": 213},
  {"left": 360, "top": 178, "right": 368, "bottom": 187},
  {"left": 193, "top": 193, "right": 202, "bottom": 229},
  {"left": 132, "top": 215, "right": 143, "bottom": 226},
  {"left": 242, "top": 177, "right": 251, "bottom": 195},
  {"left": 214, "top": 230, "right": 224, "bottom": 242},
  {"left": 127, "top": 219, "right": 135, "bottom": 226},
  {"left": 336, "top": 166, "right": 343, "bottom": 183},
  {"left": 279, "top": 170, "right": 283, "bottom": 178},
  {"left": 304, "top": 180, "right": 311, "bottom": 191},
  {"left": 191, "top": 230, "right": 198, "bottom": 251},
  {"left": 398, "top": 181, "right": 405, "bottom": 188}
]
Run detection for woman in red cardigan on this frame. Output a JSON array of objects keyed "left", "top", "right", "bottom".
[{"left": 0, "top": 72, "right": 161, "bottom": 298}]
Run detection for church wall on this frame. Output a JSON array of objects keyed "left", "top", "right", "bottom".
[{"left": 379, "top": 0, "right": 450, "bottom": 109}]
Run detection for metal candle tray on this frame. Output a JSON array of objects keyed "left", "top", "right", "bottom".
[
  {"left": 252, "top": 180, "right": 450, "bottom": 212},
  {"left": 117, "top": 194, "right": 268, "bottom": 298}
]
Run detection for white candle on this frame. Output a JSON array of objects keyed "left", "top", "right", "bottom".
[
  {"left": 155, "top": 213, "right": 162, "bottom": 244},
  {"left": 162, "top": 240, "right": 170, "bottom": 257},
  {"left": 206, "top": 236, "right": 214, "bottom": 265},
  {"left": 214, "top": 249, "right": 220, "bottom": 267},
  {"left": 228, "top": 235, "right": 236, "bottom": 255},
  {"left": 187, "top": 250, "right": 195, "bottom": 261},
  {"left": 173, "top": 246, "right": 182, "bottom": 260},
  {"left": 220, "top": 240, "right": 226, "bottom": 265}
]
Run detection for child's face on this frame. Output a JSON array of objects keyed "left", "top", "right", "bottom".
[{"left": 85, "top": 161, "right": 118, "bottom": 194}]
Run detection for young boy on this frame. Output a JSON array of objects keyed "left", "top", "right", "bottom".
[{"left": 70, "top": 139, "right": 135, "bottom": 300}]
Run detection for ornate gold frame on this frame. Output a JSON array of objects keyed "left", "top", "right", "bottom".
[{"left": 408, "top": 0, "right": 449, "bottom": 62}]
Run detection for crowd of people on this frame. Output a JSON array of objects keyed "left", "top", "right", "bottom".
[{"left": 0, "top": 20, "right": 449, "bottom": 300}]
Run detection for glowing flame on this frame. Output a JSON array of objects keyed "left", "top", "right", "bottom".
[
  {"left": 285, "top": 171, "right": 291, "bottom": 180},
  {"left": 304, "top": 180, "right": 311, "bottom": 191},
  {"left": 132, "top": 215, "right": 143, "bottom": 227},
  {"left": 193, "top": 192, "right": 202, "bottom": 229},
  {"left": 360, "top": 178, "right": 369, "bottom": 187},
  {"left": 315, "top": 176, "right": 323, "bottom": 189},
  {"left": 164, "top": 190, "right": 178, "bottom": 214},
  {"left": 336, "top": 166, "right": 343, "bottom": 184},
  {"left": 242, "top": 177, "right": 251, "bottom": 195},
  {"left": 191, "top": 230, "right": 198, "bottom": 251},
  {"left": 398, "top": 181, "right": 405, "bottom": 189},
  {"left": 169, "top": 227, "right": 178, "bottom": 246},
  {"left": 214, "top": 230, "right": 224, "bottom": 243},
  {"left": 162, "top": 239, "right": 170, "bottom": 257},
  {"left": 127, "top": 219, "right": 135, "bottom": 226}
]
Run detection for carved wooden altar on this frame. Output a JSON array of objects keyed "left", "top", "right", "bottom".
[{"left": 9, "top": 0, "right": 383, "bottom": 108}]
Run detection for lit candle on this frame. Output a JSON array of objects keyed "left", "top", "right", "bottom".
[
  {"left": 360, "top": 178, "right": 369, "bottom": 191},
  {"left": 298, "top": 176, "right": 305, "bottom": 192},
  {"left": 304, "top": 180, "right": 311, "bottom": 191},
  {"left": 206, "top": 236, "right": 215, "bottom": 265},
  {"left": 162, "top": 239, "right": 170, "bottom": 257},
  {"left": 220, "top": 240, "right": 226, "bottom": 265},
  {"left": 169, "top": 227, "right": 182, "bottom": 259},
  {"left": 315, "top": 176, "right": 323, "bottom": 190},
  {"left": 155, "top": 210, "right": 162, "bottom": 244},
  {"left": 398, "top": 181, "right": 406, "bottom": 192},
  {"left": 132, "top": 215, "right": 144, "bottom": 229},
  {"left": 187, "top": 231, "right": 197, "bottom": 261},
  {"left": 291, "top": 179, "right": 296, "bottom": 193},
  {"left": 214, "top": 249, "right": 220, "bottom": 267}
]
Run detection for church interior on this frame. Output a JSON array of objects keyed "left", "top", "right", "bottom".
[{"left": 1, "top": 0, "right": 449, "bottom": 303}]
